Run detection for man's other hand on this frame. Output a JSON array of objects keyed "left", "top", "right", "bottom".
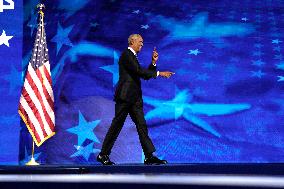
[
  {"left": 159, "top": 71, "right": 175, "bottom": 78},
  {"left": 152, "top": 47, "right": 159, "bottom": 65}
]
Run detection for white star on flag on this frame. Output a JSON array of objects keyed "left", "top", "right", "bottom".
[{"left": 0, "top": 30, "right": 13, "bottom": 47}]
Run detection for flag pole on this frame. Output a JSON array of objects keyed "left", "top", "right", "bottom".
[
  {"left": 25, "top": 3, "right": 46, "bottom": 166},
  {"left": 26, "top": 141, "right": 39, "bottom": 166}
]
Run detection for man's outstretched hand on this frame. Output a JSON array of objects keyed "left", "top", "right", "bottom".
[
  {"left": 151, "top": 47, "right": 174, "bottom": 78},
  {"left": 159, "top": 71, "right": 175, "bottom": 78}
]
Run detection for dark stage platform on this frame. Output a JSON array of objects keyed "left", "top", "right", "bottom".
[
  {"left": 1, "top": 164, "right": 284, "bottom": 189},
  {"left": 1, "top": 163, "right": 284, "bottom": 175}
]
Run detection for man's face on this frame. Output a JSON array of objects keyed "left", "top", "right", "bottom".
[{"left": 132, "top": 36, "right": 143, "bottom": 53}]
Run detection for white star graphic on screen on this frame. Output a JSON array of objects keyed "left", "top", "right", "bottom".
[
  {"left": 132, "top": 10, "right": 140, "bottom": 14},
  {"left": 0, "top": 30, "right": 13, "bottom": 47},
  {"left": 241, "top": 17, "right": 248, "bottom": 22},
  {"left": 272, "top": 39, "right": 282, "bottom": 44},
  {"left": 141, "top": 24, "right": 149, "bottom": 29},
  {"left": 188, "top": 49, "right": 201, "bottom": 56},
  {"left": 277, "top": 76, "right": 284, "bottom": 82}
]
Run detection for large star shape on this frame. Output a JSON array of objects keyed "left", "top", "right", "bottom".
[
  {"left": 143, "top": 87, "right": 251, "bottom": 138},
  {"left": 148, "top": 12, "right": 254, "bottom": 46},
  {"left": 100, "top": 51, "right": 119, "bottom": 86},
  {"left": 71, "top": 142, "right": 100, "bottom": 161},
  {"left": 67, "top": 111, "right": 100, "bottom": 146},
  {"left": 51, "top": 23, "right": 74, "bottom": 55},
  {"left": 0, "top": 30, "right": 13, "bottom": 47},
  {"left": 3, "top": 66, "right": 22, "bottom": 94}
]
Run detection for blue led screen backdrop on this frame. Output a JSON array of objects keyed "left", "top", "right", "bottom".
[{"left": 1, "top": 0, "right": 284, "bottom": 164}]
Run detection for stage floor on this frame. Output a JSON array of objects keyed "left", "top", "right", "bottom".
[
  {"left": 1, "top": 173, "right": 284, "bottom": 188},
  {"left": 1, "top": 163, "right": 284, "bottom": 175},
  {"left": 0, "top": 163, "right": 284, "bottom": 189},
  {"left": 1, "top": 164, "right": 284, "bottom": 189}
]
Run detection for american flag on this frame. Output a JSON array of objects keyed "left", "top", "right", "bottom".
[{"left": 18, "top": 8, "right": 55, "bottom": 147}]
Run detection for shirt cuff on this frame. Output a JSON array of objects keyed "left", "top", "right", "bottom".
[{"left": 157, "top": 71, "right": 159, "bottom": 76}]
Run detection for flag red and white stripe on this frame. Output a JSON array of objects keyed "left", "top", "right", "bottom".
[{"left": 19, "top": 10, "right": 55, "bottom": 147}]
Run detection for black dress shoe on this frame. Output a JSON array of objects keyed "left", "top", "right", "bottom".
[
  {"left": 144, "top": 155, "right": 168, "bottom": 165},
  {"left": 97, "top": 153, "right": 115, "bottom": 165}
]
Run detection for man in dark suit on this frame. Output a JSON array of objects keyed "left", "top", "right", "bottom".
[{"left": 97, "top": 34, "right": 174, "bottom": 165}]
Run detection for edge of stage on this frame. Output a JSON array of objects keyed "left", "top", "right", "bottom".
[
  {"left": 1, "top": 163, "right": 284, "bottom": 175},
  {"left": 1, "top": 164, "right": 284, "bottom": 189}
]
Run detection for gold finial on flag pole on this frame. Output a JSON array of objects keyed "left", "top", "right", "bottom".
[
  {"left": 37, "top": 3, "right": 45, "bottom": 17},
  {"left": 37, "top": 3, "right": 45, "bottom": 11}
]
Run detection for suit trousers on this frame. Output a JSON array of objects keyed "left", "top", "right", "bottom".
[{"left": 101, "top": 98, "right": 156, "bottom": 156}]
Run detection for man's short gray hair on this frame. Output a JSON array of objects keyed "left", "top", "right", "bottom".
[{"left": 128, "top": 34, "right": 141, "bottom": 45}]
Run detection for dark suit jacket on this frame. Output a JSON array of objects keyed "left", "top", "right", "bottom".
[{"left": 114, "top": 48, "right": 157, "bottom": 103}]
